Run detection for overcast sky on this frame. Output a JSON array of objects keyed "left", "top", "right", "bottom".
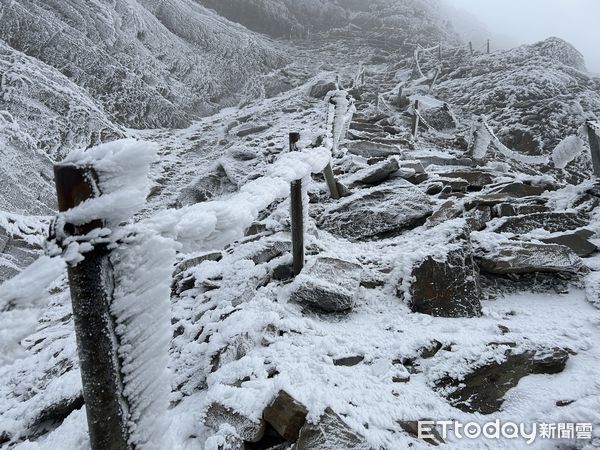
[{"left": 446, "top": 0, "right": 600, "bottom": 73}]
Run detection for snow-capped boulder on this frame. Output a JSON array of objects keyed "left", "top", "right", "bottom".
[
  {"left": 263, "top": 391, "right": 308, "bottom": 442},
  {"left": 205, "top": 403, "right": 266, "bottom": 443},
  {"left": 344, "top": 157, "right": 400, "bottom": 187},
  {"left": 319, "top": 182, "right": 434, "bottom": 240},
  {"left": 540, "top": 230, "right": 597, "bottom": 257},
  {"left": 309, "top": 80, "right": 337, "bottom": 99},
  {"left": 491, "top": 212, "right": 588, "bottom": 234},
  {"left": 477, "top": 242, "right": 584, "bottom": 274},
  {"left": 290, "top": 257, "right": 362, "bottom": 313}
]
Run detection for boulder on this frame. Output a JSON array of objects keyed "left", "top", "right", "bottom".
[
  {"left": 420, "top": 103, "right": 458, "bottom": 131},
  {"left": 345, "top": 158, "right": 399, "bottom": 187},
  {"left": 333, "top": 355, "right": 364, "bottom": 367},
  {"left": 407, "top": 233, "right": 483, "bottom": 318},
  {"left": 309, "top": 80, "right": 337, "bottom": 98},
  {"left": 540, "top": 230, "right": 597, "bottom": 257},
  {"left": 293, "top": 408, "right": 371, "bottom": 450},
  {"left": 436, "top": 347, "right": 569, "bottom": 414},
  {"left": 290, "top": 257, "right": 362, "bottom": 313},
  {"left": 204, "top": 403, "right": 266, "bottom": 443},
  {"left": 319, "top": 183, "right": 434, "bottom": 240},
  {"left": 464, "top": 206, "right": 492, "bottom": 231},
  {"left": 426, "top": 201, "right": 462, "bottom": 227},
  {"left": 415, "top": 155, "right": 473, "bottom": 168},
  {"left": 492, "top": 212, "right": 588, "bottom": 234},
  {"left": 345, "top": 140, "right": 401, "bottom": 158},
  {"left": 437, "top": 170, "right": 494, "bottom": 190},
  {"left": 263, "top": 391, "right": 308, "bottom": 442},
  {"left": 478, "top": 242, "right": 583, "bottom": 274},
  {"left": 488, "top": 182, "right": 547, "bottom": 198}
]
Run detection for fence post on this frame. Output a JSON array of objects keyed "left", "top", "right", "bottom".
[
  {"left": 289, "top": 133, "right": 304, "bottom": 276},
  {"left": 412, "top": 99, "right": 420, "bottom": 141},
  {"left": 469, "top": 41, "right": 474, "bottom": 55},
  {"left": 53, "top": 164, "right": 130, "bottom": 450},
  {"left": 428, "top": 68, "right": 440, "bottom": 94},
  {"left": 586, "top": 122, "right": 600, "bottom": 177},
  {"left": 438, "top": 43, "right": 442, "bottom": 60},
  {"left": 487, "top": 39, "right": 490, "bottom": 54}
]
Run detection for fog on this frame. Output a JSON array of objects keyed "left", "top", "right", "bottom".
[{"left": 443, "top": 0, "right": 600, "bottom": 74}]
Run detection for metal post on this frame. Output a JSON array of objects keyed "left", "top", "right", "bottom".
[
  {"left": 412, "top": 99, "right": 420, "bottom": 141},
  {"left": 487, "top": 39, "right": 490, "bottom": 54},
  {"left": 469, "top": 41, "right": 473, "bottom": 55},
  {"left": 586, "top": 121, "right": 600, "bottom": 177},
  {"left": 53, "top": 164, "right": 130, "bottom": 450},
  {"left": 289, "top": 133, "right": 304, "bottom": 276}
]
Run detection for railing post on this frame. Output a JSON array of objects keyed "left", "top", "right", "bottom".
[
  {"left": 487, "top": 39, "right": 490, "bottom": 54},
  {"left": 469, "top": 41, "right": 474, "bottom": 56},
  {"left": 289, "top": 133, "right": 304, "bottom": 276},
  {"left": 53, "top": 164, "right": 130, "bottom": 450},
  {"left": 438, "top": 43, "right": 442, "bottom": 60},
  {"left": 586, "top": 121, "right": 600, "bottom": 177},
  {"left": 428, "top": 68, "right": 440, "bottom": 93},
  {"left": 412, "top": 99, "right": 420, "bottom": 141}
]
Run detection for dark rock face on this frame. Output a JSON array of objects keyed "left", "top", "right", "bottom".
[
  {"left": 420, "top": 103, "right": 458, "bottom": 131},
  {"left": 319, "top": 184, "right": 434, "bottom": 240},
  {"left": 492, "top": 202, "right": 551, "bottom": 218},
  {"left": 437, "top": 170, "right": 494, "bottom": 190},
  {"left": 263, "top": 391, "right": 308, "bottom": 442},
  {"left": 492, "top": 212, "right": 588, "bottom": 234},
  {"left": 540, "top": 230, "right": 597, "bottom": 257},
  {"left": 488, "top": 182, "right": 547, "bottom": 198},
  {"left": 290, "top": 257, "right": 362, "bottom": 313},
  {"left": 478, "top": 242, "right": 583, "bottom": 274},
  {"left": 437, "top": 347, "right": 569, "bottom": 414},
  {"left": 408, "top": 236, "right": 483, "bottom": 318},
  {"left": 205, "top": 402, "right": 266, "bottom": 443},
  {"left": 293, "top": 407, "right": 371, "bottom": 450},
  {"left": 309, "top": 80, "right": 337, "bottom": 99}
]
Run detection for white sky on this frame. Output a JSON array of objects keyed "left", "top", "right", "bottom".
[{"left": 446, "top": 0, "right": 600, "bottom": 73}]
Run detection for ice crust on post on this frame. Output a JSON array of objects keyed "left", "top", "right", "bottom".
[{"left": 59, "top": 139, "right": 174, "bottom": 449}]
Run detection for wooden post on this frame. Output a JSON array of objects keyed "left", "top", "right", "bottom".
[
  {"left": 438, "top": 43, "right": 442, "bottom": 60},
  {"left": 587, "top": 121, "right": 600, "bottom": 177},
  {"left": 289, "top": 133, "right": 304, "bottom": 276},
  {"left": 360, "top": 68, "right": 365, "bottom": 85},
  {"left": 53, "top": 164, "right": 130, "bottom": 450},
  {"left": 487, "top": 39, "right": 490, "bottom": 54},
  {"left": 397, "top": 86, "right": 403, "bottom": 107},
  {"left": 428, "top": 68, "right": 440, "bottom": 94},
  {"left": 412, "top": 99, "right": 420, "bottom": 141},
  {"left": 469, "top": 41, "right": 473, "bottom": 55}
]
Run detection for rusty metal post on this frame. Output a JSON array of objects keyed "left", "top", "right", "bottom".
[
  {"left": 587, "top": 122, "right": 600, "bottom": 177},
  {"left": 289, "top": 133, "right": 304, "bottom": 276},
  {"left": 53, "top": 164, "right": 130, "bottom": 450},
  {"left": 412, "top": 99, "right": 420, "bottom": 141}
]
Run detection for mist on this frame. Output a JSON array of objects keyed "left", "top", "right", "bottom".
[{"left": 443, "top": 0, "right": 600, "bottom": 74}]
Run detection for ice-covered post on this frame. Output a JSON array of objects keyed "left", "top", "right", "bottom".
[
  {"left": 428, "top": 68, "right": 440, "bottom": 93},
  {"left": 53, "top": 164, "right": 130, "bottom": 450},
  {"left": 289, "top": 133, "right": 304, "bottom": 276},
  {"left": 412, "top": 99, "right": 420, "bottom": 141},
  {"left": 469, "top": 41, "right": 474, "bottom": 55},
  {"left": 586, "top": 121, "right": 600, "bottom": 177}
]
